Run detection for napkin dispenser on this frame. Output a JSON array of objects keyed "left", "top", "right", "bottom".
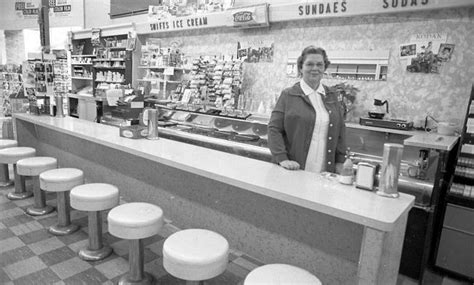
[{"left": 356, "top": 162, "right": 377, "bottom": 191}]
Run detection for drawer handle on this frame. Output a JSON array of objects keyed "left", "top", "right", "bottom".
[{"left": 443, "top": 225, "right": 474, "bottom": 237}]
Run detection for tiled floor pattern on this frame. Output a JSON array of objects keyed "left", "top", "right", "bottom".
[
  {"left": 0, "top": 183, "right": 262, "bottom": 285},
  {"left": 0, "top": 180, "right": 469, "bottom": 285}
]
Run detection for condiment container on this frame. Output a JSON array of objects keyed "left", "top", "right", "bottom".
[
  {"left": 437, "top": 122, "right": 456, "bottom": 136},
  {"left": 338, "top": 156, "right": 354, "bottom": 185},
  {"left": 355, "top": 162, "right": 376, "bottom": 191}
]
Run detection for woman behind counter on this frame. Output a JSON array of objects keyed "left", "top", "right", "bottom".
[{"left": 268, "top": 46, "right": 347, "bottom": 173}]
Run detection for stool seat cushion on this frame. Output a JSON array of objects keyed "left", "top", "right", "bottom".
[
  {"left": 0, "top": 147, "right": 36, "bottom": 164},
  {"left": 244, "top": 264, "right": 322, "bottom": 285},
  {"left": 0, "top": 140, "right": 18, "bottom": 149},
  {"left": 40, "top": 168, "right": 84, "bottom": 192},
  {"left": 163, "top": 229, "right": 229, "bottom": 281},
  {"left": 71, "top": 183, "right": 119, "bottom": 211},
  {"left": 108, "top": 202, "right": 163, "bottom": 240},
  {"left": 17, "top": 157, "right": 57, "bottom": 176}
]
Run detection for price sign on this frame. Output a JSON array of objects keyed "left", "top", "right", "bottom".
[{"left": 164, "top": 67, "right": 174, "bottom": 76}]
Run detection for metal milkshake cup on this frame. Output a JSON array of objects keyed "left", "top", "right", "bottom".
[{"left": 376, "top": 143, "right": 403, "bottom": 198}]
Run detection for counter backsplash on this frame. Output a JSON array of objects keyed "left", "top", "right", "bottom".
[{"left": 149, "top": 7, "right": 473, "bottom": 128}]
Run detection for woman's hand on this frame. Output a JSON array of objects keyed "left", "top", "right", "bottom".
[{"left": 279, "top": 160, "right": 300, "bottom": 170}]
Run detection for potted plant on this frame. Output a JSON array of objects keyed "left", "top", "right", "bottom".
[{"left": 329, "top": 82, "right": 359, "bottom": 118}]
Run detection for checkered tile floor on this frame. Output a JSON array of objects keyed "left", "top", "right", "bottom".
[
  {"left": 2, "top": 179, "right": 470, "bottom": 285},
  {"left": 0, "top": 181, "right": 264, "bottom": 285}
]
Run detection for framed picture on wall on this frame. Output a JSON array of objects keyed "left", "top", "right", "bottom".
[{"left": 437, "top": 43, "right": 455, "bottom": 62}]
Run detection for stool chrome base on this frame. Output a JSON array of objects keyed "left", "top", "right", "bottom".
[
  {"left": 26, "top": 205, "right": 55, "bottom": 216},
  {"left": 79, "top": 245, "right": 113, "bottom": 261},
  {"left": 48, "top": 224, "right": 79, "bottom": 235},
  {"left": 0, "top": 180, "right": 14, "bottom": 187},
  {"left": 118, "top": 272, "right": 154, "bottom": 285},
  {"left": 7, "top": 191, "right": 33, "bottom": 200}
]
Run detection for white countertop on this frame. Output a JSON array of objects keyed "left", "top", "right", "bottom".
[
  {"left": 346, "top": 122, "right": 459, "bottom": 151},
  {"left": 14, "top": 114, "right": 414, "bottom": 231},
  {"left": 403, "top": 132, "right": 459, "bottom": 151}
]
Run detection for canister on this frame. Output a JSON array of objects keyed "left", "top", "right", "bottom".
[
  {"left": 376, "top": 143, "right": 403, "bottom": 198},
  {"left": 55, "top": 96, "right": 65, "bottom": 118}
]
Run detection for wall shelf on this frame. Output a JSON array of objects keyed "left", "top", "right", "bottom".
[
  {"left": 325, "top": 50, "right": 389, "bottom": 81},
  {"left": 71, "top": 77, "right": 92, "bottom": 80}
]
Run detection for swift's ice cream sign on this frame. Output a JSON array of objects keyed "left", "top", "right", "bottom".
[{"left": 149, "top": 16, "right": 209, "bottom": 31}]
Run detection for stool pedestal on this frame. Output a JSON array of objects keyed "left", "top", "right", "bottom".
[
  {"left": 118, "top": 239, "right": 154, "bottom": 285},
  {"left": 79, "top": 211, "right": 113, "bottom": 261},
  {"left": 7, "top": 164, "right": 31, "bottom": 200},
  {"left": 0, "top": 140, "right": 18, "bottom": 187},
  {"left": 49, "top": 191, "right": 79, "bottom": 235},
  {"left": 40, "top": 168, "right": 83, "bottom": 236},
  {"left": 26, "top": 176, "right": 54, "bottom": 216},
  {"left": 108, "top": 202, "right": 163, "bottom": 285},
  {"left": 0, "top": 164, "right": 13, "bottom": 187}
]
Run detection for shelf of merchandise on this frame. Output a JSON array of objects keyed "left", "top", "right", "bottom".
[
  {"left": 71, "top": 77, "right": 93, "bottom": 80},
  {"left": 71, "top": 63, "right": 93, "bottom": 66},
  {"left": 93, "top": 58, "right": 125, "bottom": 62},
  {"left": 433, "top": 84, "right": 474, "bottom": 281},
  {"left": 93, "top": 66, "right": 126, "bottom": 70},
  {"left": 138, "top": 66, "right": 191, "bottom": 71},
  {"left": 0, "top": 68, "right": 23, "bottom": 117},
  {"left": 95, "top": 80, "right": 126, "bottom": 84},
  {"left": 71, "top": 54, "right": 96, "bottom": 58},
  {"left": 138, "top": 78, "right": 181, "bottom": 84},
  {"left": 106, "top": 46, "right": 127, "bottom": 50}
]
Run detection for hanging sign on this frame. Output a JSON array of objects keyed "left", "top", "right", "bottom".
[
  {"left": 270, "top": 0, "right": 474, "bottom": 22},
  {"left": 229, "top": 4, "right": 269, "bottom": 29},
  {"left": 136, "top": 11, "right": 229, "bottom": 34},
  {"left": 14, "top": 0, "right": 72, "bottom": 19},
  {"left": 15, "top": 0, "right": 40, "bottom": 19},
  {"left": 49, "top": 0, "right": 72, "bottom": 17}
]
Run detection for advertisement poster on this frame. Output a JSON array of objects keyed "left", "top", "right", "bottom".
[
  {"left": 148, "top": 0, "right": 234, "bottom": 21},
  {"left": 402, "top": 33, "right": 455, "bottom": 74},
  {"left": 49, "top": 0, "right": 72, "bottom": 17},
  {"left": 15, "top": 0, "right": 40, "bottom": 19},
  {"left": 15, "top": 0, "right": 72, "bottom": 19},
  {"left": 237, "top": 40, "right": 274, "bottom": 63}
]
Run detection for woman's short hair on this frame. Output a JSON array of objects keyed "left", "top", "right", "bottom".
[{"left": 297, "top": 46, "right": 331, "bottom": 75}]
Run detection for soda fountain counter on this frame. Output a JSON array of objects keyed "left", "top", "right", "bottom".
[
  {"left": 14, "top": 113, "right": 414, "bottom": 285},
  {"left": 147, "top": 107, "right": 458, "bottom": 281}
]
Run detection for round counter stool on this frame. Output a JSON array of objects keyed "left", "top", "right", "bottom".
[
  {"left": 17, "top": 157, "right": 57, "bottom": 216},
  {"left": 163, "top": 229, "right": 229, "bottom": 284},
  {"left": 244, "top": 264, "right": 322, "bottom": 285},
  {"left": 40, "top": 168, "right": 84, "bottom": 235},
  {"left": 71, "top": 183, "right": 119, "bottom": 261},
  {"left": 0, "top": 139, "right": 18, "bottom": 187},
  {"left": 0, "top": 146, "right": 36, "bottom": 200},
  {"left": 108, "top": 202, "right": 163, "bottom": 285}
]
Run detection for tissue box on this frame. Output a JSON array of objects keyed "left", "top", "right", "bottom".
[{"left": 119, "top": 125, "right": 148, "bottom": 139}]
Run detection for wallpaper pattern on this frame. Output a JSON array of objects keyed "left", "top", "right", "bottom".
[{"left": 142, "top": 7, "right": 474, "bottom": 126}]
